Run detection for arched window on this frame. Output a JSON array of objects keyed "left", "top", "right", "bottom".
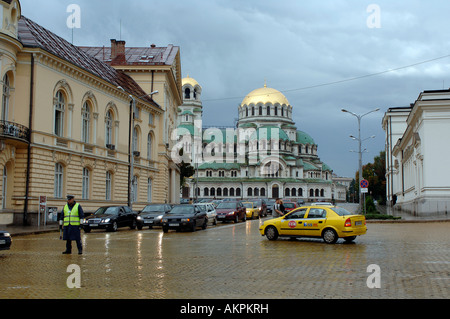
[
  {"left": 254, "top": 188, "right": 259, "bottom": 197},
  {"left": 132, "top": 126, "right": 139, "bottom": 153},
  {"left": 2, "top": 74, "right": 10, "bottom": 121},
  {"left": 81, "top": 102, "right": 91, "bottom": 143},
  {"left": 184, "top": 88, "right": 190, "bottom": 99},
  {"left": 310, "top": 189, "right": 314, "bottom": 197},
  {"left": 315, "top": 189, "right": 320, "bottom": 197},
  {"left": 217, "top": 188, "right": 222, "bottom": 197},
  {"left": 105, "top": 110, "right": 113, "bottom": 146},
  {"left": 147, "top": 178, "right": 153, "bottom": 202},
  {"left": 285, "top": 188, "right": 290, "bottom": 197},
  {"left": 54, "top": 163, "right": 64, "bottom": 198},
  {"left": 132, "top": 176, "right": 138, "bottom": 203},
  {"left": 292, "top": 188, "right": 296, "bottom": 197},
  {"left": 54, "top": 91, "right": 65, "bottom": 137},
  {"left": 230, "top": 188, "right": 235, "bottom": 197},
  {"left": 267, "top": 106, "right": 270, "bottom": 116},
  {"left": 204, "top": 188, "right": 209, "bottom": 197},
  {"left": 261, "top": 188, "right": 266, "bottom": 197},
  {"left": 298, "top": 188, "right": 303, "bottom": 197},
  {"left": 147, "top": 133, "right": 153, "bottom": 160},
  {"left": 247, "top": 188, "right": 252, "bottom": 197},
  {"left": 82, "top": 167, "right": 90, "bottom": 200},
  {"left": 210, "top": 187, "right": 215, "bottom": 197},
  {"left": 106, "top": 171, "right": 112, "bottom": 200},
  {"left": 259, "top": 106, "right": 263, "bottom": 115},
  {"left": 236, "top": 188, "right": 241, "bottom": 197},
  {"left": 320, "top": 189, "right": 324, "bottom": 197},
  {"left": 223, "top": 188, "right": 228, "bottom": 197}
]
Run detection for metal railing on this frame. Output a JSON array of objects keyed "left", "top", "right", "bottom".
[{"left": 0, "top": 120, "right": 30, "bottom": 143}]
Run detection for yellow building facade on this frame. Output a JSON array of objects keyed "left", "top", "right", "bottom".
[{"left": 0, "top": 0, "right": 181, "bottom": 225}]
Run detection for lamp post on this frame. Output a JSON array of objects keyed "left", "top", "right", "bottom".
[
  {"left": 341, "top": 108, "right": 379, "bottom": 213},
  {"left": 118, "top": 87, "right": 159, "bottom": 208}
]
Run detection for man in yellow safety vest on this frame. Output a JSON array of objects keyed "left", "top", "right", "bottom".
[{"left": 59, "top": 194, "right": 85, "bottom": 255}]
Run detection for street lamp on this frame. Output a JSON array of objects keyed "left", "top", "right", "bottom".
[
  {"left": 342, "top": 108, "right": 379, "bottom": 213},
  {"left": 118, "top": 87, "right": 159, "bottom": 208}
]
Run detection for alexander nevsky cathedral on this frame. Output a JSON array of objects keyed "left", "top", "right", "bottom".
[{"left": 176, "top": 76, "right": 348, "bottom": 202}]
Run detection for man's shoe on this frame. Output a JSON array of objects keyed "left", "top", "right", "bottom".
[
  {"left": 62, "top": 251, "right": 71, "bottom": 254},
  {"left": 78, "top": 251, "right": 82, "bottom": 255}
]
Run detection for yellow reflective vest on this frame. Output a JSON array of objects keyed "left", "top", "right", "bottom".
[{"left": 63, "top": 203, "right": 80, "bottom": 226}]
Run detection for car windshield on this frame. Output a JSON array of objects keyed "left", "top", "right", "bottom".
[
  {"left": 330, "top": 207, "right": 353, "bottom": 216},
  {"left": 169, "top": 205, "right": 195, "bottom": 215},
  {"left": 94, "top": 206, "right": 120, "bottom": 216},
  {"left": 284, "top": 202, "right": 295, "bottom": 208},
  {"left": 142, "top": 205, "right": 166, "bottom": 212},
  {"left": 252, "top": 200, "right": 262, "bottom": 205},
  {"left": 217, "top": 202, "right": 237, "bottom": 209},
  {"left": 267, "top": 200, "right": 275, "bottom": 205},
  {"left": 242, "top": 203, "right": 253, "bottom": 208}
]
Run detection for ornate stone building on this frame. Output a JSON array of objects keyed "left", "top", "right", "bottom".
[
  {"left": 0, "top": 0, "right": 181, "bottom": 225},
  {"left": 176, "top": 76, "right": 347, "bottom": 202}
]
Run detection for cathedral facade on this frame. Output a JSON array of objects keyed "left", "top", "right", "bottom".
[{"left": 175, "top": 76, "right": 347, "bottom": 202}]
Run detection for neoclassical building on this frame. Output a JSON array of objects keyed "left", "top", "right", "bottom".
[
  {"left": 0, "top": 0, "right": 181, "bottom": 225},
  {"left": 383, "top": 89, "right": 450, "bottom": 216},
  {"left": 176, "top": 76, "right": 347, "bottom": 202}
]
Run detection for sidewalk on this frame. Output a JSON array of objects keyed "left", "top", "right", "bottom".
[{"left": 0, "top": 223, "right": 59, "bottom": 237}]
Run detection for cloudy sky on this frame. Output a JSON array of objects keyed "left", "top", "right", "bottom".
[{"left": 19, "top": 0, "right": 450, "bottom": 178}]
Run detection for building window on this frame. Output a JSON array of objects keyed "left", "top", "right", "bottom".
[
  {"left": 2, "top": 166, "right": 7, "bottom": 209},
  {"left": 185, "top": 88, "right": 190, "bottom": 99},
  {"left": 82, "top": 168, "right": 90, "bottom": 200},
  {"left": 147, "top": 178, "right": 152, "bottom": 203},
  {"left": 259, "top": 106, "right": 263, "bottom": 115},
  {"left": 132, "top": 127, "right": 139, "bottom": 153},
  {"left": 149, "top": 113, "right": 154, "bottom": 125},
  {"left": 81, "top": 102, "right": 91, "bottom": 143},
  {"left": 132, "top": 176, "right": 138, "bottom": 203},
  {"left": 204, "top": 188, "right": 209, "bottom": 197},
  {"left": 54, "top": 163, "right": 64, "bottom": 198},
  {"left": 147, "top": 133, "right": 153, "bottom": 160},
  {"left": 106, "top": 171, "right": 112, "bottom": 200},
  {"left": 105, "top": 110, "right": 113, "bottom": 145},
  {"left": 267, "top": 106, "right": 270, "bottom": 116},
  {"left": 54, "top": 91, "right": 65, "bottom": 137},
  {"left": 2, "top": 74, "right": 10, "bottom": 121}
]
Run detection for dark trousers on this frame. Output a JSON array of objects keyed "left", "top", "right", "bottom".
[{"left": 66, "top": 239, "right": 82, "bottom": 253}]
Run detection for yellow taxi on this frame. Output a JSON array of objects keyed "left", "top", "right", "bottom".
[
  {"left": 242, "top": 201, "right": 260, "bottom": 219},
  {"left": 259, "top": 205, "right": 367, "bottom": 244}
]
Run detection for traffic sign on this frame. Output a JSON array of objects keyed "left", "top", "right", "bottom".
[{"left": 360, "top": 179, "right": 369, "bottom": 189}]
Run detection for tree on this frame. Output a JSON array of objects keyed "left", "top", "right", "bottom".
[{"left": 355, "top": 151, "right": 386, "bottom": 205}]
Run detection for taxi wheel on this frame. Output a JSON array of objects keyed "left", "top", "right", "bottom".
[
  {"left": 322, "top": 228, "right": 338, "bottom": 244},
  {"left": 265, "top": 226, "right": 279, "bottom": 241}
]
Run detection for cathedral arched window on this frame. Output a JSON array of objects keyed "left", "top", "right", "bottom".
[{"left": 184, "top": 88, "right": 191, "bottom": 99}]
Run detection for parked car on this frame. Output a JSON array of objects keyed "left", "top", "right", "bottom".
[
  {"left": 252, "top": 199, "right": 268, "bottom": 217},
  {"left": 0, "top": 231, "right": 11, "bottom": 251},
  {"left": 266, "top": 199, "right": 276, "bottom": 215},
  {"left": 283, "top": 201, "right": 297, "bottom": 213},
  {"left": 259, "top": 205, "right": 367, "bottom": 244},
  {"left": 195, "top": 203, "right": 217, "bottom": 225},
  {"left": 137, "top": 204, "right": 172, "bottom": 229},
  {"left": 82, "top": 206, "right": 137, "bottom": 232},
  {"left": 162, "top": 204, "right": 207, "bottom": 232},
  {"left": 215, "top": 201, "right": 246, "bottom": 223},
  {"left": 297, "top": 199, "right": 305, "bottom": 206},
  {"left": 242, "top": 201, "right": 260, "bottom": 219}
]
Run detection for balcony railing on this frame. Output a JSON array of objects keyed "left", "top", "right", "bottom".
[{"left": 0, "top": 120, "right": 30, "bottom": 144}]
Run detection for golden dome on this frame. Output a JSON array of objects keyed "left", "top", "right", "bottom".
[
  {"left": 241, "top": 83, "right": 290, "bottom": 106},
  {"left": 182, "top": 75, "right": 201, "bottom": 88}
]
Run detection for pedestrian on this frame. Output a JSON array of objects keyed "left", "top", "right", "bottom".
[
  {"left": 58, "top": 194, "right": 85, "bottom": 255},
  {"left": 273, "top": 198, "right": 285, "bottom": 218}
]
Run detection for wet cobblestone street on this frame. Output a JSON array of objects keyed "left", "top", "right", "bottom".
[{"left": 0, "top": 218, "right": 449, "bottom": 299}]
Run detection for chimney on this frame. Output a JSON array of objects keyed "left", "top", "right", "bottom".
[{"left": 110, "top": 39, "right": 126, "bottom": 60}]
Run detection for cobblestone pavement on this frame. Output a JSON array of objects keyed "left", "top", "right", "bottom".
[{"left": 0, "top": 217, "right": 448, "bottom": 299}]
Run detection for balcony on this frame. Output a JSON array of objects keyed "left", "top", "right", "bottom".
[{"left": 0, "top": 120, "right": 30, "bottom": 144}]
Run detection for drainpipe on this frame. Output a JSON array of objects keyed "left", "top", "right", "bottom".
[{"left": 23, "top": 53, "right": 34, "bottom": 226}]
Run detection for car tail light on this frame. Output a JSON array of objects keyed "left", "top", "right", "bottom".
[{"left": 344, "top": 218, "right": 352, "bottom": 227}]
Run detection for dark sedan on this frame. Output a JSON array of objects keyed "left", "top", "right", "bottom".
[
  {"left": 82, "top": 206, "right": 137, "bottom": 232},
  {"left": 161, "top": 205, "right": 207, "bottom": 233},
  {"left": 215, "top": 201, "right": 246, "bottom": 223},
  {"left": 0, "top": 231, "right": 11, "bottom": 251},
  {"left": 137, "top": 204, "right": 172, "bottom": 229}
]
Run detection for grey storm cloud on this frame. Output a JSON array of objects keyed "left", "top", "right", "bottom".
[{"left": 19, "top": 0, "right": 450, "bottom": 177}]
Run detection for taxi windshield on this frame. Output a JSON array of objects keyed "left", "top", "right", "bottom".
[
  {"left": 330, "top": 207, "right": 353, "bottom": 216},
  {"left": 242, "top": 203, "right": 253, "bottom": 208}
]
